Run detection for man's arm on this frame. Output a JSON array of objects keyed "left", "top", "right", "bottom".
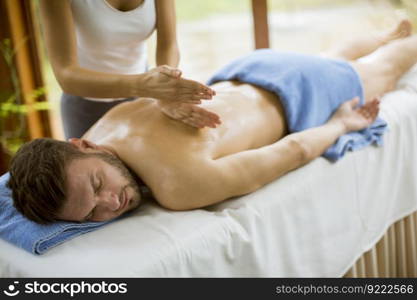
[
  {"left": 161, "top": 97, "right": 379, "bottom": 210},
  {"left": 213, "top": 119, "right": 345, "bottom": 195}
]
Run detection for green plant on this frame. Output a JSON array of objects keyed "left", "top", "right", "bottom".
[{"left": 0, "top": 38, "right": 50, "bottom": 155}]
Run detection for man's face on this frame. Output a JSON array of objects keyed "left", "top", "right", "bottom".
[{"left": 58, "top": 152, "right": 142, "bottom": 222}]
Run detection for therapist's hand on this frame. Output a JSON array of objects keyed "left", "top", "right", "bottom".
[
  {"left": 141, "top": 66, "right": 215, "bottom": 104},
  {"left": 158, "top": 100, "right": 221, "bottom": 129},
  {"left": 156, "top": 65, "right": 183, "bottom": 79}
]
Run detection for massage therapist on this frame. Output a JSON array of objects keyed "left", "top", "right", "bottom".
[{"left": 40, "top": 0, "right": 215, "bottom": 139}]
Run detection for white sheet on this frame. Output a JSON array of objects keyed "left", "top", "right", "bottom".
[{"left": 1, "top": 67, "right": 417, "bottom": 278}]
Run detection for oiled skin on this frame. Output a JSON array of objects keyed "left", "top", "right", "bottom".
[{"left": 83, "top": 81, "right": 287, "bottom": 207}]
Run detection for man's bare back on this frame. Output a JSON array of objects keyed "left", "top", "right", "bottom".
[{"left": 83, "top": 81, "right": 288, "bottom": 208}]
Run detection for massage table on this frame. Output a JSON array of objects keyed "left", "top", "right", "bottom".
[{"left": 0, "top": 64, "right": 416, "bottom": 278}]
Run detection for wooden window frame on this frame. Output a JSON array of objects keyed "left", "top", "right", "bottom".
[
  {"left": 251, "top": 0, "right": 270, "bottom": 49},
  {"left": 0, "top": 0, "right": 52, "bottom": 174}
]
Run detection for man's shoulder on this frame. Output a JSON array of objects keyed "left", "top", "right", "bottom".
[{"left": 104, "top": 98, "right": 157, "bottom": 119}]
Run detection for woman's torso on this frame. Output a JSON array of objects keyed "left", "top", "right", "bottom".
[{"left": 70, "top": 0, "right": 156, "bottom": 75}]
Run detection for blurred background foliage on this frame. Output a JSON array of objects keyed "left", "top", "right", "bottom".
[{"left": 0, "top": 38, "right": 49, "bottom": 155}]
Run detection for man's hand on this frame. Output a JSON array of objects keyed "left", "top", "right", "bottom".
[
  {"left": 329, "top": 97, "right": 380, "bottom": 133},
  {"left": 141, "top": 66, "right": 216, "bottom": 104}
]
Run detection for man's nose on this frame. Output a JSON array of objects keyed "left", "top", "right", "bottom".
[{"left": 99, "top": 192, "right": 120, "bottom": 211}]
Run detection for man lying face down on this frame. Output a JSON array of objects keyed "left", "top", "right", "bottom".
[{"left": 7, "top": 20, "right": 417, "bottom": 224}]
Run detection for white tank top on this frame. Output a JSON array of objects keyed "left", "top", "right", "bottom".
[{"left": 70, "top": 0, "right": 156, "bottom": 100}]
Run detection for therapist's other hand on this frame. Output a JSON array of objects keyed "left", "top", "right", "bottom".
[
  {"left": 143, "top": 66, "right": 215, "bottom": 104},
  {"left": 158, "top": 101, "right": 221, "bottom": 129}
]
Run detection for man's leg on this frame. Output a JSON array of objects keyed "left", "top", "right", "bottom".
[
  {"left": 323, "top": 19, "right": 412, "bottom": 61},
  {"left": 351, "top": 33, "right": 417, "bottom": 103}
]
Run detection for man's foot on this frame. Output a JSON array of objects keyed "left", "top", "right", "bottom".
[
  {"left": 158, "top": 101, "right": 221, "bottom": 129},
  {"left": 379, "top": 19, "right": 412, "bottom": 44}
]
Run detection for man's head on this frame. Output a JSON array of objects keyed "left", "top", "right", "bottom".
[{"left": 7, "top": 138, "right": 142, "bottom": 224}]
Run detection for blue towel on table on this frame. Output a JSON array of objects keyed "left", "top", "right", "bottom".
[
  {"left": 207, "top": 49, "right": 388, "bottom": 161},
  {"left": 0, "top": 172, "right": 110, "bottom": 255}
]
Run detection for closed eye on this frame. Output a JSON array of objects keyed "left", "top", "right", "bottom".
[
  {"left": 83, "top": 173, "right": 100, "bottom": 222},
  {"left": 94, "top": 177, "right": 103, "bottom": 194}
]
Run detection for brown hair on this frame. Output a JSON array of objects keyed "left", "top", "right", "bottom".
[{"left": 7, "top": 138, "right": 86, "bottom": 224}]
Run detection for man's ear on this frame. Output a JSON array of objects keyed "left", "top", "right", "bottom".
[{"left": 68, "top": 138, "right": 99, "bottom": 151}]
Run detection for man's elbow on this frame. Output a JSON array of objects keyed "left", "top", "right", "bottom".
[
  {"left": 155, "top": 182, "right": 223, "bottom": 211},
  {"left": 158, "top": 194, "right": 211, "bottom": 211},
  {"left": 285, "top": 137, "right": 311, "bottom": 165},
  {"left": 158, "top": 199, "right": 187, "bottom": 211}
]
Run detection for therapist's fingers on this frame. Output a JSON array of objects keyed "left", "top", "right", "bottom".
[
  {"left": 176, "top": 91, "right": 211, "bottom": 101},
  {"left": 170, "top": 103, "right": 220, "bottom": 128},
  {"left": 157, "top": 65, "right": 182, "bottom": 78},
  {"left": 177, "top": 78, "right": 215, "bottom": 99},
  {"left": 191, "top": 106, "right": 221, "bottom": 124},
  {"left": 184, "top": 99, "right": 202, "bottom": 105},
  {"left": 148, "top": 67, "right": 215, "bottom": 102},
  {"left": 187, "top": 106, "right": 221, "bottom": 128},
  {"left": 178, "top": 92, "right": 212, "bottom": 102}
]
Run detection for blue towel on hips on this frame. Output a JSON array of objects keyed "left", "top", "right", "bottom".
[
  {"left": 207, "top": 49, "right": 387, "bottom": 161},
  {"left": 0, "top": 172, "right": 110, "bottom": 255}
]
